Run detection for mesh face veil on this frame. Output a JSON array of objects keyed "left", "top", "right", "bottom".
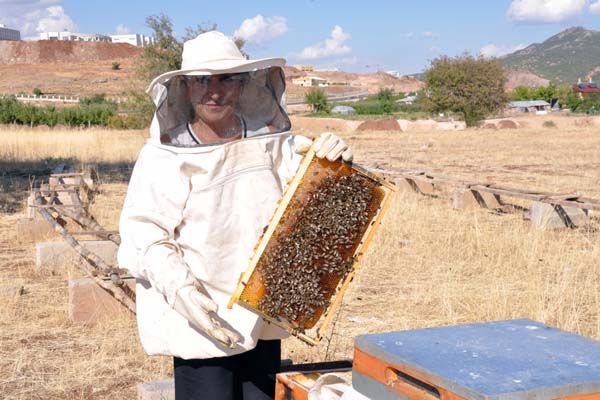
[{"left": 155, "top": 67, "right": 291, "bottom": 146}]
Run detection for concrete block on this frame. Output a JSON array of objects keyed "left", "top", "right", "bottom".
[
  {"left": 530, "top": 202, "right": 589, "bottom": 229},
  {"left": 137, "top": 379, "right": 174, "bottom": 400},
  {"left": 36, "top": 240, "right": 118, "bottom": 272},
  {"left": 412, "top": 179, "right": 435, "bottom": 195},
  {"left": 395, "top": 178, "right": 417, "bottom": 193},
  {"left": 452, "top": 188, "right": 480, "bottom": 209},
  {"left": 479, "top": 191, "right": 503, "bottom": 209},
  {"left": 16, "top": 218, "right": 56, "bottom": 243},
  {"left": 68, "top": 276, "right": 136, "bottom": 325}
]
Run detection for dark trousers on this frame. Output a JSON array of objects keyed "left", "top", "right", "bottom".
[{"left": 174, "top": 340, "right": 281, "bottom": 400}]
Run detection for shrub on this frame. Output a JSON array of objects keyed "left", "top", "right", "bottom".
[
  {"left": 542, "top": 120, "right": 556, "bottom": 128},
  {"left": 32, "top": 88, "right": 43, "bottom": 96},
  {"left": 111, "top": 62, "right": 121, "bottom": 70},
  {"left": 424, "top": 54, "right": 507, "bottom": 127},
  {"left": 305, "top": 89, "right": 329, "bottom": 113}
]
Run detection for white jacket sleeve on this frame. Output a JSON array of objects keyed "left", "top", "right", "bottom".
[{"left": 117, "top": 145, "right": 196, "bottom": 307}]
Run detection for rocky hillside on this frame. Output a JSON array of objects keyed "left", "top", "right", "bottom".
[
  {"left": 503, "top": 27, "right": 600, "bottom": 83},
  {"left": 0, "top": 40, "right": 141, "bottom": 64}
]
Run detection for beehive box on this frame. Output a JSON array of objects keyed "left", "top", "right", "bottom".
[
  {"left": 353, "top": 319, "right": 600, "bottom": 400},
  {"left": 275, "top": 360, "right": 352, "bottom": 400},
  {"left": 228, "top": 148, "right": 397, "bottom": 345}
]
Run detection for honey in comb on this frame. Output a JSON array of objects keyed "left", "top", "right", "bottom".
[{"left": 255, "top": 172, "right": 378, "bottom": 329}]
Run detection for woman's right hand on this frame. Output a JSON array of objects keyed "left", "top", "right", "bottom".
[{"left": 173, "top": 285, "right": 241, "bottom": 349}]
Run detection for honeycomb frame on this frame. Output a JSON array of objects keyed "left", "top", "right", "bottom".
[{"left": 228, "top": 148, "right": 397, "bottom": 345}]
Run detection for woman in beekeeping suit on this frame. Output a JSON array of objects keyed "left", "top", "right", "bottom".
[{"left": 118, "top": 31, "right": 353, "bottom": 400}]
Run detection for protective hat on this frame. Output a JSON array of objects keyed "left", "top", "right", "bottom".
[
  {"left": 147, "top": 31, "right": 291, "bottom": 146},
  {"left": 147, "top": 31, "right": 286, "bottom": 93}
]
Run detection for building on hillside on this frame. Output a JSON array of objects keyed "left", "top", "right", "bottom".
[
  {"left": 291, "top": 64, "right": 314, "bottom": 72},
  {"left": 385, "top": 70, "right": 402, "bottom": 78},
  {"left": 40, "top": 31, "right": 110, "bottom": 42},
  {"left": 291, "top": 76, "right": 329, "bottom": 87},
  {"left": 573, "top": 78, "right": 600, "bottom": 98},
  {"left": 110, "top": 34, "right": 156, "bottom": 47},
  {"left": 0, "top": 24, "right": 21, "bottom": 41},
  {"left": 508, "top": 100, "right": 551, "bottom": 113}
]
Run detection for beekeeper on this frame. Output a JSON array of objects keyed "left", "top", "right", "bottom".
[{"left": 117, "top": 31, "right": 353, "bottom": 400}]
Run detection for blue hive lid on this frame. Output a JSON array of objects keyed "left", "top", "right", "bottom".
[{"left": 354, "top": 319, "right": 600, "bottom": 400}]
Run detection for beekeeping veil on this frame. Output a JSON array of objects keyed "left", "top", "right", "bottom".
[{"left": 146, "top": 31, "right": 291, "bottom": 145}]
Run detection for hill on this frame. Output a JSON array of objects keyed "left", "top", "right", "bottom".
[
  {"left": 0, "top": 40, "right": 423, "bottom": 98},
  {"left": 0, "top": 40, "right": 142, "bottom": 97},
  {"left": 503, "top": 27, "right": 600, "bottom": 84}
]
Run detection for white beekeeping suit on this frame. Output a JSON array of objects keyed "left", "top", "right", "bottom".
[
  {"left": 117, "top": 32, "right": 312, "bottom": 359},
  {"left": 118, "top": 31, "right": 352, "bottom": 361}
]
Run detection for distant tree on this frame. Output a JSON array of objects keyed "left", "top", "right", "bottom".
[
  {"left": 111, "top": 62, "right": 121, "bottom": 70},
  {"left": 32, "top": 88, "right": 43, "bottom": 96},
  {"left": 305, "top": 89, "right": 329, "bottom": 113},
  {"left": 138, "top": 14, "right": 248, "bottom": 83},
  {"left": 511, "top": 86, "right": 533, "bottom": 101},
  {"left": 424, "top": 54, "right": 508, "bottom": 126},
  {"left": 137, "top": 14, "right": 184, "bottom": 82},
  {"left": 376, "top": 88, "right": 394, "bottom": 102}
]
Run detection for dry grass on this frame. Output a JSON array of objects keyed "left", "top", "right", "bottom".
[
  {"left": 0, "top": 125, "right": 146, "bottom": 164},
  {"left": 0, "top": 122, "right": 599, "bottom": 398}
]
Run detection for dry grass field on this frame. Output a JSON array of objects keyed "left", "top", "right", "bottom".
[{"left": 0, "top": 119, "right": 599, "bottom": 399}]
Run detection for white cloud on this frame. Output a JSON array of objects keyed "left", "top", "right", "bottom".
[
  {"left": 480, "top": 43, "right": 526, "bottom": 57},
  {"left": 507, "top": 0, "right": 587, "bottom": 23},
  {"left": 115, "top": 24, "right": 130, "bottom": 35},
  {"left": 233, "top": 15, "right": 287, "bottom": 44},
  {"left": 35, "top": 5, "right": 76, "bottom": 32},
  {"left": 295, "top": 25, "right": 352, "bottom": 60},
  {"left": 0, "top": 1, "right": 77, "bottom": 35},
  {"left": 422, "top": 31, "right": 439, "bottom": 39},
  {"left": 590, "top": 0, "right": 600, "bottom": 13},
  {"left": 400, "top": 32, "right": 414, "bottom": 39}
]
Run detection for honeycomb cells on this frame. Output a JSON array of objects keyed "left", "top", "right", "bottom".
[{"left": 257, "top": 173, "right": 377, "bottom": 328}]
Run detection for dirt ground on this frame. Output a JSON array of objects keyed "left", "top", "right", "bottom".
[{"left": 0, "top": 118, "right": 599, "bottom": 398}]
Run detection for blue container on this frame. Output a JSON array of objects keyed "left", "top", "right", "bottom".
[{"left": 353, "top": 319, "right": 600, "bottom": 400}]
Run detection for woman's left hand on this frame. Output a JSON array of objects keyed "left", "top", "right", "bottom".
[{"left": 302, "top": 132, "right": 353, "bottom": 162}]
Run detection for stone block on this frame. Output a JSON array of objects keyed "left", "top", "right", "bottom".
[
  {"left": 395, "top": 178, "right": 417, "bottom": 193},
  {"left": 412, "top": 179, "right": 435, "bottom": 195},
  {"left": 16, "top": 218, "right": 56, "bottom": 243},
  {"left": 68, "top": 276, "right": 136, "bottom": 325},
  {"left": 137, "top": 379, "right": 174, "bottom": 400},
  {"left": 36, "top": 240, "right": 118, "bottom": 272},
  {"left": 479, "top": 191, "right": 503, "bottom": 209},
  {"left": 452, "top": 188, "right": 480, "bottom": 209},
  {"left": 530, "top": 202, "right": 589, "bottom": 229}
]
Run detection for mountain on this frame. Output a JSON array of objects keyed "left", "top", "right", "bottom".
[{"left": 502, "top": 27, "right": 600, "bottom": 84}]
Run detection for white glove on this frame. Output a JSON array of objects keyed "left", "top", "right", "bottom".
[
  {"left": 173, "top": 285, "right": 241, "bottom": 349},
  {"left": 313, "top": 132, "right": 353, "bottom": 162},
  {"left": 295, "top": 133, "right": 353, "bottom": 162}
]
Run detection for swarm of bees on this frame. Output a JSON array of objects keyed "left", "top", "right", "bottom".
[{"left": 257, "top": 173, "right": 377, "bottom": 327}]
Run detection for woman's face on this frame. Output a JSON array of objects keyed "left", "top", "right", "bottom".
[{"left": 186, "top": 74, "right": 244, "bottom": 125}]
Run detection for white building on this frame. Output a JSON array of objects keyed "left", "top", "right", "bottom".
[
  {"left": 110, "top": 34, "right": 155, "bottom": 47},
  {"left": 292, "top": 76, "right": 329, "bottom": 87},
  {"left": 0, "top": 24, "right": 21, "bottom": 41},
  {"left": 40, "top": 31, "right": 111, "bottom": 42}
]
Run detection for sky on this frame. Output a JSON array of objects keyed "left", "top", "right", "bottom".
[{"left": 2, "top": 0, "right": 600, "bottom": 74}]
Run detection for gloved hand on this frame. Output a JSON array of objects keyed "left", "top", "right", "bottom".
[
  {"left": 173, "top": 285, "right": 241, "bottom": 349},
  {"left": 295, "top": 132, "right": 353, "bottom": 162}
]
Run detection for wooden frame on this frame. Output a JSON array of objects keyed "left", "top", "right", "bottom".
[{"left": 228, "top": 149, "right": 397, "bottom": 345}]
